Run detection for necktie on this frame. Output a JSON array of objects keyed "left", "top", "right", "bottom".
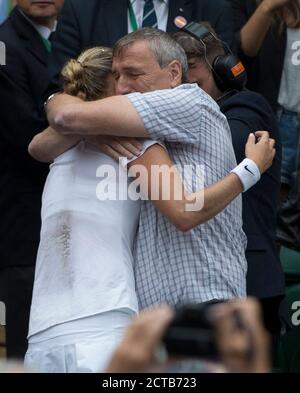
[
  {"left": 41, "top": 36, "right": 51, "bottom": 53},
  {"left": 142, "top": 0, "right": 158, "bottom": 28}
]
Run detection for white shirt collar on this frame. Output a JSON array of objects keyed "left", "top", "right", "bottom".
[
  {"left": 18, "top": 8, "right": 56, "bottom": 40},
  {"left": 130, "top": 0, "right": 169, "bottom": 5}
]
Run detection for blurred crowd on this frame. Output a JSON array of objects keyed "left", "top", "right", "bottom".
[{"left": 0, "top": 0, "right": 299, "bottom": 373}]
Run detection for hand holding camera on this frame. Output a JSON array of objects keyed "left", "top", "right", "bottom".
[{"left": 106, "top": 299, "right": 270, "bottom": 373}]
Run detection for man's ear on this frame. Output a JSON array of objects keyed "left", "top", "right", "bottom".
[{"left": 167, "top": 60, "right": 182, "bottom": 87}]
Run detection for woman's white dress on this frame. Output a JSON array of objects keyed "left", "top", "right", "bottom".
[{"left": 25, "top": 140, "right": 156, "bottom": 372}]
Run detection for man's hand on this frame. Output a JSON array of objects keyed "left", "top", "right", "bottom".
[
  {"left": 87, "top": 136, "right": 143, "bottom": 160},
  {"left": 245, "top": 131, "right": 276, "bottom": 174},
  {"left": 213, "top": 299, "right": 271, "bottom": 373},
  {"left": 105, "top": 306, "right": 174, "bottom": 373}
]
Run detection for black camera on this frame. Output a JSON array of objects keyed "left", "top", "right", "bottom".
[{"left": 163, "top": 302, "right": 244, "bottom": 360}]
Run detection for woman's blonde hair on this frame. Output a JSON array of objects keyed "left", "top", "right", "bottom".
[
  {"left": 257, "top": 0, "right": 300, "bottom": 31},
  {"left": 61, "top": 47, "right": 113, "bottom": 101}
]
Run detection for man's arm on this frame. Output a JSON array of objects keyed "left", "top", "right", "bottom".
[
  {"left": 47, "top": 94, "right": 149, "bottom": 137},
  {"left": 47, "top": 86, "right": 210, "bottom": 143}
]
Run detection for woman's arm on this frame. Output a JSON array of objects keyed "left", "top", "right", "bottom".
[
  {"left": 129, "top": 132, "right": 275, "bottom": 232},
  {"left": 28, "top": 127, "right": 143, "bottom": 163},
  {"left": 238, "top": 0, "right": 290, "bottom": 57},
  {"left": 129, "top": 144, "right": 243, "bottom": 232},
  {"left": 28, "top": 127, "right": 82, "bottom": 163}
]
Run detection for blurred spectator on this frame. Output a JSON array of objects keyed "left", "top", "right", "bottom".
[
  {"left": 172, "top": 26, "right": 287, "bottom": 339},
  {"left": 231, "top": 0, "right": 300, "bottom": 196},
  {"left": 0, "top": 0, "right": 64, "bottom": 359},
  {"left": 105, "top": 300, "right": 271, "bottom": 373},
  {"left": 46, "top": 0, "right": 235, "bottom": 97},
  {"left": 0, "top": 1, "right": 16, "bottom": 24}
]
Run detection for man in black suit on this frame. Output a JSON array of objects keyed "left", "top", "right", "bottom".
[
  {"left": 47, "top": 0, "right": 234, "bottom": 95},
  {"left": 0, "top": 0, "right": 64, "bottom": 359},
  {"left": 173, "top": 27, "right": 286, "bottom": 338}
]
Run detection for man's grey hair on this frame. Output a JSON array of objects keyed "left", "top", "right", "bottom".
[{"left": 113, "top": 28, "right": 189, "bottom": 83}]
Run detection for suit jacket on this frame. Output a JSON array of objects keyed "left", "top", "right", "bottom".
[
  {"left": 219, "top": 89, "right": 285, "bottom": 299},
  {"left": 0, "top": 7, "right": 49, "bottom": 268},
  {"left": 47, "top": 0, "right": 234, "bottom": 95},
  {"left": 230, "top": 0, "right": 287, "bottom": 112}
]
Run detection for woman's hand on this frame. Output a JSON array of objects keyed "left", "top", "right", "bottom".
[{"left": 245, "top": 131, "right": 276, "bottom": 174}]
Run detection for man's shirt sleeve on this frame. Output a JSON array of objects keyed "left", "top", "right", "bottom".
[{"left": 127, "top": 84, "right": 215, "bottom": 144}]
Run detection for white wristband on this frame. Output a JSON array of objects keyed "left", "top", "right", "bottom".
[{"left": 231, "top": 158, "right": 261, "bottom": 192}]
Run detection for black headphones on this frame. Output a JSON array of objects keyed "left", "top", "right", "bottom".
[{"left": 179, "top": 22, "right": 247, "bottom": 93}]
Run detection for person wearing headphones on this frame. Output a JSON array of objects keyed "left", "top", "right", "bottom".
[{"left": 172, "top": 23, "right": 287, "bottom": 342}]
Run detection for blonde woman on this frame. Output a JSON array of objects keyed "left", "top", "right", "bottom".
[{"left": 25, "top": 47, "right": 163, "bottom": 373}]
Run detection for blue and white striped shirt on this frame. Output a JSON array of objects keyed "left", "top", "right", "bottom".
[{"left": 127, "top": 83, "right": 248, "bottom": 309}]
